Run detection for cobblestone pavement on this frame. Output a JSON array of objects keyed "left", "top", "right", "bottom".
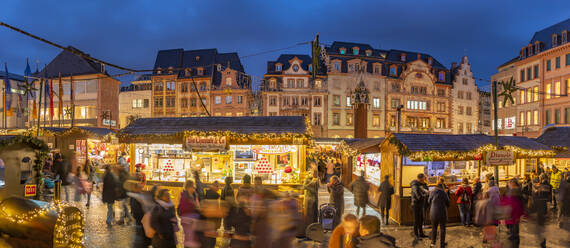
[{"left": 75, "top": 186, "right": 570, "bottom": 248}]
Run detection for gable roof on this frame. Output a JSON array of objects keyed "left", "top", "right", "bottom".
[
  {"left": 391, "top": 133, "right": 551, "bottom": 152},
  {"left": 345, "top": 138, "right": 384, "bottom": 153},
  {"left": 121, "top": 116, "right": 308, "bottom": 136},
  {"left": 0, "top": 71, "right": 26, "bottom": 82},
  {"left": 38, "top": 46, "right": 106, "bottom": 78},
  {"left": 529, "top": 18, "right": 570, "bottom": 52},
  {"left": 266, "top": 54, "right": 313, "bottom": 74},
  {"left": 536, "top": 126, "right": 570, "bottom": 148}
]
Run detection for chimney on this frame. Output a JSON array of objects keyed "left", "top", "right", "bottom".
[
  {"left": 451, "top": 62, "right": 457, "bottom": 70},
  {"left": 417, "top": 53, "right": 421, "bottom": 60}
]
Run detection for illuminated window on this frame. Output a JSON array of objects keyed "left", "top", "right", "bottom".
[
  {"left": 533, "top": 110, "right": 539, "bottom": 125},
  {"left": 520, "top": 90, "right": 525, "bottom": 104},
  {"left": 236, "top": 112, "right": 243, "bottom": 117},
  {"left": 269, "top": 79, "right": 276, "bottom": 89},
  {"left": 353, "top": 47, "right": 359, "bottom": 55},
  {"left": 372, "top": 115, "right": 380, "bottom": 127},
  {"left": 215, "top": 96, "right": 221, "bottom": 104},
  {"left": 226, "top": 96, "right": 232, "bottom": 104},
  {"left": 407, "top": 100, "right": 429, "bottom": 110},
  {"left": 314, "top": 80, "right": 322, "bottom": 88},
  {"left": 534, "top": 86, "right": 539, "bottom": 102},
  {"left": 527, "top": 111, "right": 531, "bottom": 126},
  {"left": 555, "top": 81, "right": 561, "bottom": 98},
  {"left": 346, "top": 96, "right": 351, "bottom": 107},
  {"left": 520, "top": 112, "right": 525, "bottom": 126},
  {"left": 546, "top": 84, "right": 551, "bottom": 99},
  {"left": 226, "top": 77, "right": 232, "bottom": 86},
  {"left": 373, "top": 98, "right": 380, "bottom": 108},
  {"left": 346, "top": 113, "right": 353, "bottom": 126},
  {"left": 339, "top": 48, "right": 346, "bottom": 54},
  {"left": 527, "top": 89, "right": 532, "bottom": 103}
]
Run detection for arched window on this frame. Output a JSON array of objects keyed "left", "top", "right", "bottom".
[
  {"left": 269, "top": 79, "right": 276, "bottom": 89},
  {"left": 339, "top": 48, "right": 346, "bottom": 55}
]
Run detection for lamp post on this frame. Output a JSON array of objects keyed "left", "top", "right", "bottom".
[{"left": 396, "top": 104, "right": 404, "bottom": 133}]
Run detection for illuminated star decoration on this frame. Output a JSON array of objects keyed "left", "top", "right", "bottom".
[
  {"left": 64, "top": 106, "right": 73, "bottom": 118},
  {"left": 498, "top": 77, "right": 517, "bottom": 107}
]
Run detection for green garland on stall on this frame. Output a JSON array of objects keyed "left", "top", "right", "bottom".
[
  {"left": 388, "top": 136, "right": 410, "bottom": 156},
  {"left": 0, "top": 135, "right": 50, "bottom": 199}
]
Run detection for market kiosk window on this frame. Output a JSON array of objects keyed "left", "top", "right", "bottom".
[
  {"left": 134, "top": 143, "right": 302, "bottom": 184},
  {"left": 353, "top": 153, "right": 381, "bottom": 186}
]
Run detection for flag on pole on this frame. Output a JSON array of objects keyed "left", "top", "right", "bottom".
[
  {"left": 4, "top": 63, "right": 13, "bottom": 116},
  {"left": 58, "top": 73, "right": 63, "bottom": 120},
  {"left": 49, "top": 79, "right": 54, "bottom": 118}
]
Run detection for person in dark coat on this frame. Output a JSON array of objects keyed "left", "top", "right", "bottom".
[
  {"left": 221, "top": 176, "right": 235, "bottom": 204},
  {"left": 102, "top": 164, "right": 118, "bottom": 226},
  {"left": 129, "top": 183, "right": 152, "bottom": 248},
  {"left": 532, "top": 176, "right": 551, "bottom": 248},
  {"left": 150, "top": 189, "right": 177, "bottom": 248},
  {"left": 54, "top": 153, "right": 71, "bottom": 201},
  {"left": 377, "top": 175, "right": 394, "bottom": 225},
  {"left": 356, "top": 215, "right": 396, "bottom": 248},
  {"left": 303, "top": 170, "right": 319, "bottom": 227},
  {"left": 559, "top": 171, "right": 570, "bottom": 230},
  {"left": 116, "top": 166, "right": 131, "bottom": 225},
  {"left": 237, "top": 174, "right": 253, "bottom": 200},
  {"left": 328, "top": 175, "right": 344, "bottom": 229},
  {"left": 410, "top": 173, "right": 429, "bottom": 240},
  {"left": 428, "top": 183, "right": 450, "bottom": 248},
  {"left": 192, "top": 169, "right": 205, "bottom": 201},
  {"left": 521, "top": 174, "right": 533, "bottom": 211},
  {"left": 224, "top": 192, "right": 253, "bottom": 248},
  {"left": 349, "top": 174, "right": 370, "bottom": 216}
]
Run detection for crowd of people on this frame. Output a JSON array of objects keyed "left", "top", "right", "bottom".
[{"left": 408, "top": 164, "right": 570, "bottom": 248}]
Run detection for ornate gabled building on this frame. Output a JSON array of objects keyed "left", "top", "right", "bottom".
[
  {"left": 261, "top": 54, "right": 327, "bottom": 136},
  {"left": 383, "top": 50, "right": 453, "bottom": 134},
  {"left": 450, "top": 56, "right": 479, "bottom": 134},
  {"left": 323, "top": 42, "right": 387, "bottom": 138},
  {"left": 151, "top": 48, "right": 251, "bottom": 118}
]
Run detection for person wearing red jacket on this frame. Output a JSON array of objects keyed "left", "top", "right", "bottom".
[{"left": 455, "top": 178, "right": 473, "bottom": 226}]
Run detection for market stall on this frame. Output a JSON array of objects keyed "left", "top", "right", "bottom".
[
  {"left": 381, "top": 133, "right": 555, "bottom": 225},
  {"left": 30, "top": 127, "right": 119, "bottom": 169},
  {"left": 343, "top": 138, "right": 384, "bottom": 206},
  {"left": 537, "top": 126, "right": 570, "bottom": 170},
  {"left": 310, "top": 138, "right": 355, "bottom": 185},
  {"left": 118, "top": 116, "right": 312, "bottom": 205},
  {"left": 0, "top": 135, "right": 49, "bottom": 200}
]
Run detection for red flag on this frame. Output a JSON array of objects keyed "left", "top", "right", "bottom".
[{"left": 49, "top": 79, "right": 54, "bottom": 118}]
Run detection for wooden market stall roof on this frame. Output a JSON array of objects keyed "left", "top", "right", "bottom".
[
  {"left": 386, "top": 133, "right": 554, "bottom": 161},
  {"left": 0, "top": 135, "right": 49, "bottom": 152},
  {"left": 118, "top": 116, "right": 312, "bottom": 144},
  {"left": 35, "top": 127, "right": 117, "bottom": 138},
  {"left": 345, "top": 138, "right": 384, "bottom": 154},
  {"left": 536, "top": 126, "right": 570, "bottom": 158}
]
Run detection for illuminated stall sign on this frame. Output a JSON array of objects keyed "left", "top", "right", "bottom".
[
  {"left": 185, "top": 136, "right": 227, "bottom": 151},
  {"left": 252, "top": 145, "right": 297, "bottom": 154}
]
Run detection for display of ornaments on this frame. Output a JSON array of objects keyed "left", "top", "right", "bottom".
[{"left": 255, "top": 157, "right": 273, "bottom": 174}]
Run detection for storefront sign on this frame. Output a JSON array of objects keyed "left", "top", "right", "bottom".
[
  {"left": 252, "top": 145, "right": 297, "bottom": 154},
  {"left": 486, "top": 150, "right": 514, "bottom": 165},
  {"left": 504, "top": 117, "right": 516, "bottom": 129},
  {"left": 185, "top": 136, "right": 227, "bottom": 151},
  {"left": 24, "top": 184, "right": 36, "bottom": 197},
  {"left": 103, "top": 119, "right": 116, "bottom": 126}
]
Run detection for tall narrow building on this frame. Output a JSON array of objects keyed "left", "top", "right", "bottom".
[{"left": 451, "top": 56, "right": 479, "bottom": 134}]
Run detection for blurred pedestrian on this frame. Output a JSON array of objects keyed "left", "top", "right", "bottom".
[
  {"left": 455, "top": 178, "right": 473, "bottom": 226},
  {"left": 428, "top": 182, "right": 449, "bottom": 248},
  {"left": 559, "top": 172, "right": 570, "bottom": 229},
  {"left": 377, "top": 175, "right": 394, "bottom": 225},
  {"left": 102, "top": 164, "right": 118, "bottom": 226},
  {"left": 356, "top": 215, "right": 396, "bottom": 247},
  {"left": 501, "top": 178, "right": 524, "bottom": 248},
  {"left": 303, "top": 170, "right": 319, "bottom": 227},
  {"left": 481, "top": 177, "right": 500, "bottom": 244},
  {"left": 349, "top": 173, "right": 369, "bottom": 217},
  {"left": 410, "top": 173, "right": 428, "bottom": 240},
  {"left": 118, "top": 152, "right": 129, "bottom": 172},
  {"left": 329, "top": 213, "right": 359, "bottom": 248},
  {"left": 270, "top": 193, "right": 300, "bottom": 248},
  {"left": 129, "top": 183, "right": 154, "bottom": 248},
  {"left": 550, "top": 166, "right": 563, "bottom": 210},
  {"left": 327, "top": 175, "right": 344, "bottom": 229},
  {"left": 237, "top": 174, "right": 253, "bottom": 200},
  {"left": 116, "top": 166, "right": 132, "bottom": 225},
  {"left": 179, "top": 180, "right": 200, "bottom": 248},
  {"left": 532, "top": 176, "right": 550, "bottom": 248},
  {"left": 54, "top": 153, "right": 71, "bottom": 201},
  {"left": 224, "top": 190, "right": 253, "bottom": 248},
  {"left": 192, "top": 170, "right": 205, "bottom": 201},
  {"left": 521, "top": 174, "right": 533, "bottom": 211},
  {"left": 221, "top": 176, "right": 235, "bottom": 204},
  {"left": 150, "top": 189, "right": 178, "bottom": 248},
  {"left": 326, "top": 160, "right": 335, "bottom": 183},
  {"left": 83, "top": 160, "right": 95, "bottom": 207},
  {"left": 205, "top": 181, "right": 221, "bottom": 200}
]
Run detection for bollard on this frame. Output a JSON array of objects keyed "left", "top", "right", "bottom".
[{"left": 54, "top": 179, "right": 61, "bottom": 202}]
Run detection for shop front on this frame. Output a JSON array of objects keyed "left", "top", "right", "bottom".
[
  {"left": 381, "top": 133, "right": 554, "bottom": 225},
  {"left": 119, "top": 116, "right": 312, "bottom": 205}
]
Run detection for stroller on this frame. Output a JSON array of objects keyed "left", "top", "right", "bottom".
[{"left": 319, "top": 203, "right": 337, "bottom": 231}]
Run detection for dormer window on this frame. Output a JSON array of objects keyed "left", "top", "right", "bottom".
[
  {"left": 339, "top": 47, "right": 346, "bottom": 55},
  {"left": 275, "top": 64, "right": 282, "bottom": 71},
  {"left": 553, "top": 34, "right": 558, "bottom": 47},
  {"left": 521, "top": 48, "right": 526, "bottom": 58},
  {"left": 195, "top": 56, "right": 200, "bottom": 61},
  {"left": 438, "top": 71, "right": 446, "bottom": 81},
  {"left": 389, "top": 65, "right": 397, "bottom": 76},
  {"left": 292, "top": 64, "right": 299, "bottom": 72},
  {"left": 400, "top": 53, "right": 406, "bottom": 62},
  {"left": 428, "top": 57, "right": 433, "bottom": 65},
  {"left": 308, "top": 64, "right": 312, "bottom": 72},
  {"left": 168, "top": 66, "right": 173, "bottom": 74},
  {"left": 157, "top": 67, "right": 162, "bottom": 74},
  {"left": 535, "top": 41, "right": 541, "bottom": 53},
  {"left": 528, "top": 44, "right": 533, "bottom": 56},
  {"left": 353, "top": 47, "right": 359, "bottom": 55},
  {"left": 226, "top": 77, "right": 232, "bottom": 86},
  {"left": 365, "top": 50, "right": 372, "bottom": 56},
  {"left": 197, "top": 67, "right": 204, "bottom": 76},
  {"left": 563, "top": 30, "right": 568, "bottom": 44},
  {"left": 374, "top": 64, "right": 381, "bottom": 74},
  {"left": 185, "top": 68, "right": 191, "bottom": 76}
]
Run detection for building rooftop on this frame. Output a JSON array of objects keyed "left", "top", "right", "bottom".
[
  {"left": 37, "top": 46, "right": 107, "bottom": 78},
  {"left": 536, "top": 126, "right": 570, "bottom": 148},
  {"left": 528, "top": 18, "right": 570, "bottom": 52}
]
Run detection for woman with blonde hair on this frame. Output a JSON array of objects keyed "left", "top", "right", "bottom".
[{"left": 328, "top": 213, "right": 359, "bottom": 248}]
